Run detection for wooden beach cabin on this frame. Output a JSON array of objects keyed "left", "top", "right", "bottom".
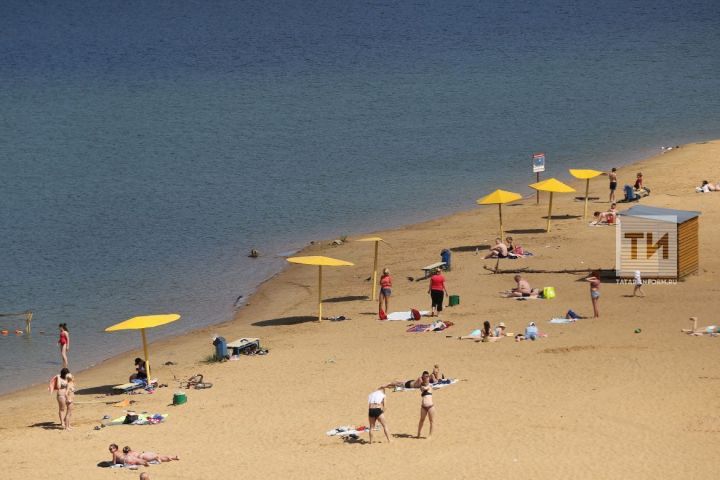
[{"left": 616, "top": 205, "right": 700, "bottom": 279}]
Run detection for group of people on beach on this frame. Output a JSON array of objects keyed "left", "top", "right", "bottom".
[
  {"left": 366, "top": 365, "right": 445, "bottom": 444},
  {"left": 609, "top": 168, "right": 650, "bottom": 202},
  {"left": 378, "top": 266, "right": 449, "bottom": 318}
]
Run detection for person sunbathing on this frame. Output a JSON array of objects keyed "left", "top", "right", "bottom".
[
  {"left": 430, "top": 364, "right": 445, "bottom": 383},
  {"left": 504, "top": 275, "right": 538, "bottom": 297},
  {"left": 383, "top": 375, "right": 424, "bottom": 390},
  {"left": 109, "top": 444, "right": 148, "bottom": 467},
  {"left": 697, "top": 180, "right": 720, "bottom": 193},
  {"left": 493, "top": 322, "right": 507, "bottom": 338},
  {"left": 515, "top": 322, "right": 539, "bottom": 341},
  {"left": 123, "top": 446, "right": 179, "bottom": 464},
  {"left": 591, "top": 211, "right": 612, "bottom": 225},
  {"left": 484, "top": 238, "right": 508, "bottom": 259},
  {"left": 681, "top": 317, "right": 719, "bottom": 335}
]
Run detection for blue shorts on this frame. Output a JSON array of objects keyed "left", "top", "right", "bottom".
[
  {"left": 591, "top": 290, "right": 600, "bottom": 299},
  {"left": 380, "top": 288, "right": 391, "bottom": 296}
]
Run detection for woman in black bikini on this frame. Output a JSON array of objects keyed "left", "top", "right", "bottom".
[
  {"left": 416, "top": 371, "right": 436, "bottom": 439},
  {"left": 367, "top": 387, "right": 391, "bottom": 444}
]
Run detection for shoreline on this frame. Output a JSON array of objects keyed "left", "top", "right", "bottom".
[
  {"left": 3, "top": 139, "right": 720, "bottom": 479},
  {"left": 0, "top": 139, "right": 705, "bottom": 400}
]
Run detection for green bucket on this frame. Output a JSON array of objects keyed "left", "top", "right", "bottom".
[
  {"left": 449, "top": 295, "right": 460, "bottom": 306},
  {"left": 173, "top": 392, "right": 187, "bottom": 405}
]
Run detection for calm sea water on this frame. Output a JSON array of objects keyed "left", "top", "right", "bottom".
[{"left": 1, "top": 0, "right": 719, "bottom": 393}]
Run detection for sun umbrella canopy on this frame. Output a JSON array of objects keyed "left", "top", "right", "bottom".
[
  {"left": 105, "top": 314, "right": 181, "bottom": 379},
  {"left": 569, "top": 169, "right": 603, "bottom": 180},
  {"left": 570, "top": 169, "right": 604, "bottom": 220},
  {"left": 287, "top": 256, "right": 354, "bottom": 267},
  {"left": 476, "top": 189, "right": 523, "bottom": 205},
  {"left": 287, "top": 256, "right": 354, "bottom": 321},
  {"left": 357, "top": 237, "right": 384, "bottom": 242},
  {"left": 105, "top": 314, "right": 181, "bottom": 332},
  {"left": 529, "top": 178, "right": 576, "bottom": 193}
]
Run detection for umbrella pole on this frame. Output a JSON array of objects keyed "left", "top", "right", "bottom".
[
  {"left": 584, "top": 179, "right": 590, "bottom": 221},
  {"left": 318, "top": 265, "right": 323, "bottom": 322},
  {"left": 498, "top": 204, "right": 504, "bottom": 240},
  {"left": 371, "top": 241, "right": 379, "bottom": 301},
  {"left": 546, "top": 192, "right": 554, "bottom": 232},
  {"left": 140, "top": 328, "right": 150, "bottom": 378}
]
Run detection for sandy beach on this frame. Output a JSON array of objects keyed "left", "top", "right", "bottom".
[{"left": 1, "top": 141, "right": 720, "bottom": 479}]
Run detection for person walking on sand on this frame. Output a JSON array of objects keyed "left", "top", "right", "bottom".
[
  {"left": 367, "top": 387, "right": 391, "bottom": 444},
  {"left": 633, "top": 270, "right": 645, "bottom": 297},
  {"left": 428, "top": 269, "right": 448, "bottom": 317},
  {"left": 416, "top": 371, "right": 436, "bottom": 440},
  {"left": 586, "top": 271, "right": 601, "bottom": 318},
  {"left": 58, "top": 323, "right": 70, "bottom": 368},
  {"left": 608, "top": 167, "right": 618, "bottom": 203},
  {"left": 49, "top": 367, "right": 73, "bottom": 429},
  {"left": 378, "top": 268, "right": 392, "bottom": 316}
]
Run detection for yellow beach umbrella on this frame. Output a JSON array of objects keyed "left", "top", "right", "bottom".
[
  {"left": 528, "top": 178, "right": 576, "bottom": 232},
  {"left": 287, "top": 256, "right": 354, "bottom": 322},
  {"left": 105, "top": 313, "right": 181, "bottom": 378},
  {"left": 358, "top": 237, "right": 387, "bottom": 301},
  {"left": 476, "top": 189, "right": 523, "bottom": 239},
  {"left": 569, "top": 169, "right": 604, "bottom": 220}
]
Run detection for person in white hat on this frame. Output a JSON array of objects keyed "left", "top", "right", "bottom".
[{"left": 494, "top": 322, "right": 507, "bottom": 338}]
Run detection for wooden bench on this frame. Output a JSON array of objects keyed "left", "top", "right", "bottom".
[
  {"left": 421, "top": 262, "right": 446, "bottom": 278},
  {"left": 227, "top": 338, "right": 261, "bottom": 356}
]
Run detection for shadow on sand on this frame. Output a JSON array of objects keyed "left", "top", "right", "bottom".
[
  {"left": 75, "top": 384, "right": 117, "bottom": 396},
  {"left": 324, "top": 295, "right": 369, "bottom": 303},
  {"left": 252, "top": 316, "right": 318, "bottom": 327},
  {"left": 450, "top": 244, "right": 490, "bottom": 252},
  {"left": 505, "top": 228, "right": 547, "bottom": 234},
  {"left": 28, "top": 421, "right": 62, "bottom": 430}
]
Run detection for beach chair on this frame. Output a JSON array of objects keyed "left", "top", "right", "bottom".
[
  {"left": 112, "top": 378, "right": 157, "bottom": 394},
  {"left": 421, "top": 262, "right": 446, "bottom": 278}
]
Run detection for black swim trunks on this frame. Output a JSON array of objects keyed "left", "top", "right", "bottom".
[
  {"left": 368, "top": 407, "right": 383, "bottom": 418},
  {"left": 610, "top": 181, "right": 617, "bottom": 190}
]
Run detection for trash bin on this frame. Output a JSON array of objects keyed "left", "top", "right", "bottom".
[
  {"left": 212, "top": 336, "right": 227, "bottom": 360},
  {"left": 440, "top": 249, "right": 451, "bottom": 271}
]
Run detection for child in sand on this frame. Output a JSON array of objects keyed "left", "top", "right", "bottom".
[{"left": 633, "top": 270, "right": 645, "bottom": 297}]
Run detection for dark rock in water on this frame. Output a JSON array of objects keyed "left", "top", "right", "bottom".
[{"left": 248, "top": 249, "right": 260, "bottom": 258}]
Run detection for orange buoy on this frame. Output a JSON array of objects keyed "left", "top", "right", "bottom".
[
  {"left": 15, "top": 330, "right": 23, "bottom": 335},
  {"left": 0, "top": 330, "right": 8, "bottom": 336}
]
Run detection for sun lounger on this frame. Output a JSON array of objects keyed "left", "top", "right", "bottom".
[
  {"left": 227, "top": 338, "right": 261, "bottom": 355},
  {"left": 421, "top": 262, "right": 446, "bottom": 278},
  {"left": 112, "top": 378, "right": 157, "bottom": 393}
]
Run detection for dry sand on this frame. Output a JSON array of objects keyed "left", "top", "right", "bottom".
[{"left": 1, "top": 141, "right": 720, "bottom": 479}]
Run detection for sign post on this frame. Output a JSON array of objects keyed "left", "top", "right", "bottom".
[{"left": 532, "top": 153, "right": 546, "bottom": 205}]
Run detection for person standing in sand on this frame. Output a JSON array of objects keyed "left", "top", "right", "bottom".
[
  {"left": 608, "top": 167, "right": 618, "bottom": 203},
  {"left": 367, "top": 387, "right": 391, "bottom": 444},
  {"left": 378, "top": 268, "right": 392, "bottom": 316},
  {"left": 49, "top": 367, "right": 73, "bottom": 430},
  {"left": 428, "top": 268, "right": 448, "bottom": 317},
  {"left": 586, "top": 271, "right": 601, "bottom": 318},
  {"left": 633, "top": 270, "right": 645, "bottom": 297},
  {"left": 416, "top": 371, "right": 435, "bottom": 440},
  {"left": 58, "top": 323, "right": 70, "bottom": 369}
]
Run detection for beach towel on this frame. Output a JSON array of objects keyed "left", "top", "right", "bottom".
[
  {"left": 549, "top": 318, "right": 576, "bottom": 324},
  {"left": 406, "top": 321, "right": 453, "bottom": 333},
  {"left": 107, "top": 413, "right": 168, "bottom": 426},
  {"left": 386, "top": 310, "right": 430, "bottom": 321},
  {"left": 326, "top": 425, "right": 369, "bottom": 437}
]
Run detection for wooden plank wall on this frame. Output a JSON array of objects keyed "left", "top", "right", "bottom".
[
  {"left": 678, "top": 217, "right": 699, "bottom": 277},
  {"left": 617, "top": 217, "right": 678, "bottom": 278}
]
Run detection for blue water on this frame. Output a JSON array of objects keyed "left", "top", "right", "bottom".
[{"left": 1, "top": 0, "right": 720, "bottom": 393}]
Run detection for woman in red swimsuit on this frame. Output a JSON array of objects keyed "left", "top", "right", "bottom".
[{"left": 58, "top": 323, "right": 70, "bottom": 368}]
